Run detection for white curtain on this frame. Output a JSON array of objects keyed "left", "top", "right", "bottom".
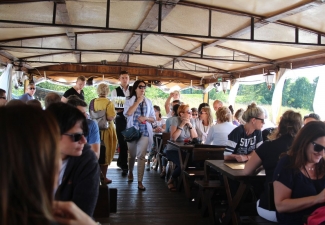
[
  {"left": 271, "top": 68, "right": 288, "bottom": 124},
  {"left": 0, "top": 64, "right": 13, "bottom": 101},
  {"left": 313, "top": 75, "right": 325, "bottom": 120}
]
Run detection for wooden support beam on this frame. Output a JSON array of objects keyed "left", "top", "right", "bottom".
[{"left": 117, "top": 0, "right": 180, "bottom": 62}]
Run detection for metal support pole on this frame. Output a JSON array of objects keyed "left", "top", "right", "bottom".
[
  {"left": 75, "top": 34, "right": 77, "bottom": 50},
  {"left": 158, "top": 1, "right": 162, "bottom": 33},
  {"left": 208, "top": 9, "right": 212, "bottom": 37},
  {"left": 52, "top": 2, "right": 57, "bottom": 24},
  {"left": 250, "top": 17, "right": 254, "bottom": 40},
  {"left": 106, "top": 0, "right": 110, "bottom": 28},
  {"left": 201, "top": 44, "right": 204, "bottom": 58},
  {"left": 140, "top": 34, "right": 143, "bottom": 54},
  {"left": 295, "top": 27, "right": 299, "bottom": 43}
]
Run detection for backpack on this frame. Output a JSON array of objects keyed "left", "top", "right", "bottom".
[{"left": 89, "top": 98, "right": 109, "bottom": 130}]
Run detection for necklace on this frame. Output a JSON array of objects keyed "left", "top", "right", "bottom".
[{"left": 305, "top": 166, "right": 314, "bottom": 171}]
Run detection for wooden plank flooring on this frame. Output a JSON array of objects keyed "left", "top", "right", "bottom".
[{"left": 96, "top": 161, "right": 210, "bottom": 225}]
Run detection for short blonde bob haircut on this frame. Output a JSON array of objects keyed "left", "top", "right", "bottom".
[
  {"left": 217, "top": 106, "right": 232, "bottom": 123},
  {"left": 97, "top": 83, "right": 110, "bottom": 97}
]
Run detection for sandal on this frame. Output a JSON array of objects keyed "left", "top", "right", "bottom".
[
  {"left": 138, "top": 185, "right": 146, "bottom": 191},
  {"left": 160, "top": 171, "right": 166, "bottom": 178},
  {"left": 167, "top": 179, "right": 177, "bottom": 192}
]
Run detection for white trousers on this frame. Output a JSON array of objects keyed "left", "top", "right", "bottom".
[
  {"left": 127, "top": 136, "right": 149, "bottom": 182},
  {"left": 256, "top": 199, "right": 278, "bottom": 222}
]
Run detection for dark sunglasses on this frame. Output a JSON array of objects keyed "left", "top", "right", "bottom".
[
  {"left": 199, "top": 111, "right": 207, "bottom": 115},
  {"left": 0, "top": 97, "right": 6, "bottom": 100},
  {"left": 254, "top": 117, "right": 265, "bottom": 124},
  {"left": 138, "top": 85, "right": 146, "bottom": 90},
  {"left": 29, "top": 88, "right": 36, "bottom": 90},
  {"left": 312, "top": 142, "right": 325, "bottom": 152},
  {"left": 192, "top": 113, "right": 198, "bottom": 116},
  {"left": 63, "top": 133, "right": 84, "bottom": 142}
]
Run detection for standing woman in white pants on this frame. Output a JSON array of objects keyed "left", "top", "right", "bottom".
[{"left": 124, "top": 80, "right": 156, "bottom": 191}]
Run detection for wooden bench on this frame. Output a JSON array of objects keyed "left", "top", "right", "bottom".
[{"left": 182, "top": 145, "right": 225, "bottom": 200}]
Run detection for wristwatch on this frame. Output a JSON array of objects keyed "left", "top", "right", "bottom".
[{"left": 177, "top": 126, "right": 183, "bottom": 130}]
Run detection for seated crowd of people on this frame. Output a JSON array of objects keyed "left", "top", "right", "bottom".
[{"left": 1, "top": 72, "right": 325, "bottom": 225}]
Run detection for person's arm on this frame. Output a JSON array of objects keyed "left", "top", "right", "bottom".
[
  {"left": 164, "top": 93, "right": 173, "bottom": 114},
  {"left": 188, "top": 120, "right": 198, "bottom": 139},
  {"left": 243, "top": 151, "right": 262, "bottom": 175},
  {"left": 274, "top": 181, "right": 325, "bottom": 213},
  {"left": 53, "top": 201, "right": 97, "bottom": 225},
  {"left": 170, "top": 118, "right": 186, "bottom": 141},
  {"left": 106, "top": 101, "right": 116, "bottom": 121},
  {"left": 125, "top": 96, "right": 143, "bottom": 116},
  {"left": 61, "top": 96, "right": 68, "bottom": 103},
  {"left": 90, "top": 143, "right": 100, "bottom": 159}
]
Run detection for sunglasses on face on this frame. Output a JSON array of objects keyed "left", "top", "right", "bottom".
[
  {"left": 63, "top": 133, "right": 84, "bottom": 142},
  {"left": 138, "top": 85, "right": 146, "bottom": 90},
  {"left": 199, "top": 111, "right": 207, "bottom": 115},
  {"left": 192, "top": 113, "right": 198, "bottom": 116},
  {"left": 29, "top": 88, "right": 36, "bottom": 90},
  {"left": 0, "top": 97, "right": 6, "bottom": 100},
  {"left": 312, "top": 142, "right": 325, "bottom": 152},
  {"left": 254, "top": 117, "right": 265, "bottom": 124}
]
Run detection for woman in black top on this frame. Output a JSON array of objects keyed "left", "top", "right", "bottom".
[{"left": 244, "top": 110, "right": 302, "bottom": 222}]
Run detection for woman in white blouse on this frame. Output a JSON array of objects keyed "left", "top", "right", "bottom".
[
  {"left": 206, "top": 106, "right": 236, "bottom": 145},
  {"left": 195, "top": 106, "right": 213, "bottom": 143}
]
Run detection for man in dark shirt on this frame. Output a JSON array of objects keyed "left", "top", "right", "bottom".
[
  {"left": 61, "top": 75, "right": 86, "bottom": 102},
  {"left": 111, "top": 71, "right": 132, "bottom": 176}
]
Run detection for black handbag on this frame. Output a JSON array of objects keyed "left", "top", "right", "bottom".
[{"left": 121, "top": 126, "right": 142, "bottom": 142}]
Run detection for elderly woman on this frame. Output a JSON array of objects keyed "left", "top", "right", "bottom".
[
  {"left": 0, "top": 105, "right": 97, "bottom": 225},
  {"left": 205, "top": 106, "right": 236, "bottom": 145},
  {"left": 124, "top": 80, "right": 156, "bottom": 191},
  {"left": 273, "top": 121, "right": 325, "bottom": 225},
  {"left": 165, "top": 104, "right": 198, "bottom": 191},
  {"left": 195, "top": 106, "right": 214, "bottom": 143},
  {"left": 244, "top": 110, "right": 303, "bottom": 222},
  {"left": 224, "top": 103, "right": 264, "bottom": 162},
  {"left": 92, "top": 83, "right": 117, "bottom": 184}
]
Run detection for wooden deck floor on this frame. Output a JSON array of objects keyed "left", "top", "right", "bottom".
[{"left": 97, "top": 161, "right": 210, "bottom": 225}]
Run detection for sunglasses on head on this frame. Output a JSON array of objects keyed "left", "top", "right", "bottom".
[
  {"left": 29, "top": 88, "right": 36, "bottom": 90},
  {"left": 138, "top": 85, "right": 146, "bottom": 90},
  {"left": 312, "top": 142, "right": 325, "bottom": 152},
  {"left": 254, "top": 117, "right": 265, "bottom": 124},
  {"left": 63, "top": 133, "right": 84, "bottom": 142}
]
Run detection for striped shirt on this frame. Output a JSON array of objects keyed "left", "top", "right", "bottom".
[{"left": 224, "top": 125, "right": 263, "bottom": 156}]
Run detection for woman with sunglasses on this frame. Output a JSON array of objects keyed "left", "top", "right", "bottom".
[
  {"left": 195, "top": 106, "right": 213, "bottom": 143},
  {"left": 224, "top": 103, "right": 264, "bottom": 162},
  {"left": 46, "top": 103, "right": 100, "bottom": 216},
  {"left": 124, "top": 80, "right": 155, "bottom": 191},
  {"left": 243, "top": 110, "right": 302, "bottom": 222},
  {"left": 165, "top": 104, "right": 198, "bottom": 191},
  {"left": 0, "top": 105, "right": 98, "bottom": 225},
  {"left": 273, "top": 121, "right": 325, "bottom": 225}
]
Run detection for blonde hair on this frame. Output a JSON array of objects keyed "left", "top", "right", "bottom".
[
  {"left": 97, "top": 83, "right": 110, "bottom": 97},
  {"left": 217, "top": 106, "right": 232, "bottom": 123},
  {"left": 241, "top": 103, "right": 264, "bottom": 123},
  {"left": 77, "top": 75, "right": 86, "bottom": 82},
  {"left": 201, "top": 106, "right": 213, "bottom": 125}
]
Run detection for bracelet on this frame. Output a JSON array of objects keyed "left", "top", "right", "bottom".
[{"left": 177, "top": 126, "right": 183, "bottom": 130}]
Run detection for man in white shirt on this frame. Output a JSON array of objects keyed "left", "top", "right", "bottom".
[{"left": 111, "top": 71, "right": 132, "bottom": 176}]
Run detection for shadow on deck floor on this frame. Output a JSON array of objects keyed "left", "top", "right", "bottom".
[{"left": 96, "top": 161, "right": 210, "bottom": 225}]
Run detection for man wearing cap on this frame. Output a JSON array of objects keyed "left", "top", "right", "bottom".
[
  {"left": 19, "top": 83, "right": 36, "bottom": 103},
  {"left": 304, "top": 113, "right": 321, "bottom": 125},
  {"left": 111, "top": 71, "right": 132, "bottom": 176}
]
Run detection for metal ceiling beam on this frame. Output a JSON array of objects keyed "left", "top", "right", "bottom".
[
  {"left": 0, "top": 45, "right": 271, "bottom": 64},
  {"left": 118, "top": 0, "right": 180, "bottom": 62},
  {"left": 54, "top": 0, "right": 81, "bottom": 63},
  {"left": 163, "top": 0, "right": 325, "bottom": 67}
]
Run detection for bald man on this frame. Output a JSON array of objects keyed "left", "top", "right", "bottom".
[{"left": 213, "top": 100, "right": 223, "bottom": 112}]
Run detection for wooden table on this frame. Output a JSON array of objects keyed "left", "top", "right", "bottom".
[
  {"left": 204, "top": 160, "right": 266, "bottom": 225},
  {"left": 167, "top": 140, "right": 194, "bottom": 190}
]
